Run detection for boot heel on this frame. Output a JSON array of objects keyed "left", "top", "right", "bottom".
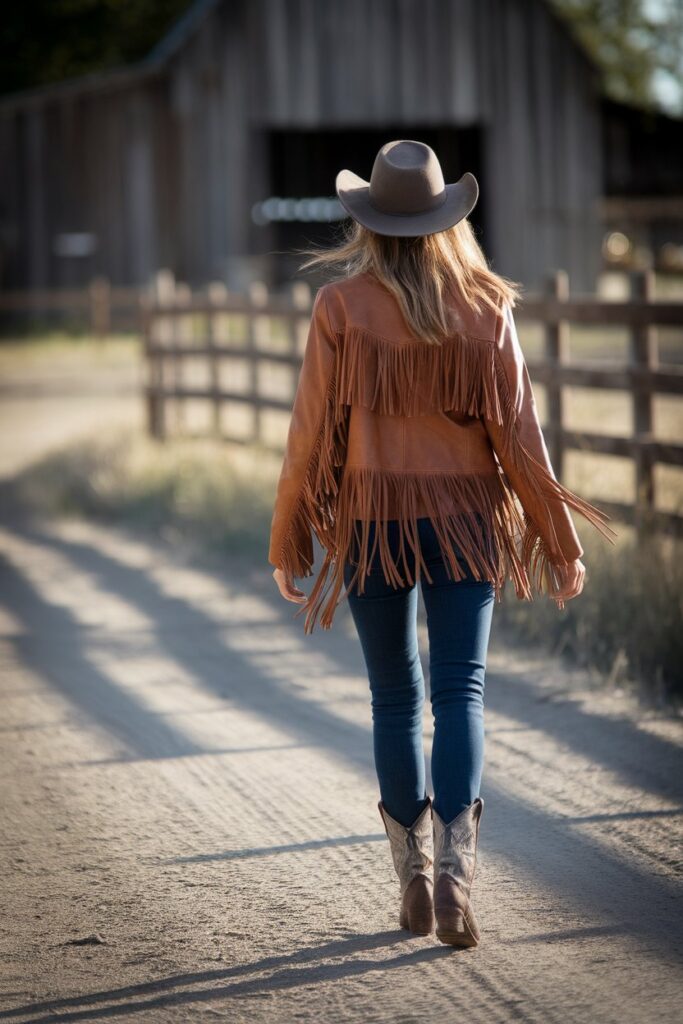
[{"left": 401, "top": 874, "right": 435, "bottom": 935}]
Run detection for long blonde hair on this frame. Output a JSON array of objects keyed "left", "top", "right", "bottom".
[{"left": 296, "top": 217, "right": 523, "bottom": 345}]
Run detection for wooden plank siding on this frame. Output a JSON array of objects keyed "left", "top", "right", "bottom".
[{"left": 0, "top": 0, "right": 605, "bottom": 292}]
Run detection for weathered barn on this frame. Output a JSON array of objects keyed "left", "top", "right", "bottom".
[
  {"left": 0, "top": 0, "right": 606, "bottom": 292},
  {"left": 600, "top": 97, "right": 683, "bottom": 269}
]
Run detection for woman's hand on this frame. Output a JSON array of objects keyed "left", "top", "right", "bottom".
[
  {"left": 272, "top": 567, "right": 308, "bottom": 605},
  {"left": 549, "top": 558, "right": 586, "bottom": 609}
]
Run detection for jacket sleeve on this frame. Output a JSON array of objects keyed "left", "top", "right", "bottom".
[
  {"left": 483, "top": 302, "right": 616, "bottom": 585},
  {"left": 268, "top": 285, "right": 344, "bottom": 577}
]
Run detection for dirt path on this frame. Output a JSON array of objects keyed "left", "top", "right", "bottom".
[
  {"left": 0, "top": 509, "right": 681, "bottom": 1023},
  {"left": 0, "top": 341, "right": 143, "bottom": 480},
  {"left": 1, "top": 345, "right": 681, "bottom": 1022}
]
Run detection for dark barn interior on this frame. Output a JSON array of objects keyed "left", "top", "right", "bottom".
[{"left": 266, "top": 126, "right": 486, "bottom": 284}]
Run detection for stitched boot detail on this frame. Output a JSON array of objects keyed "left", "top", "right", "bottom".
[
  {"left": 432, "top": 797, "right": 483, "bottom": 947},
  {"left": 378, "top": 798, "right": 434, "bottom": 935}
]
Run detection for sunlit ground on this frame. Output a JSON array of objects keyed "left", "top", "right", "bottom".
[{"left": 1, "top": 284, "right": 681, "bottom": 699}]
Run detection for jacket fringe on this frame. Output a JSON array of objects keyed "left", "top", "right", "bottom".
[
  {"left": 277, "top": 322, "right": 618, "bottom": 633},
  {"left": 490, "top": 343, "right": 618, "bottom": 608},
  {"left": 275, "top": 361, "right": 349, "bottom": 581},
  {"left": 336, "top": 325, "right": 505, "bottom": 421},
  {"left": 293, "top": 466, "right": 534, "bottom": 634}
]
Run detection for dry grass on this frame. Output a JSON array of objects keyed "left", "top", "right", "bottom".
[
  {"left": 494, "top": 524, "right": 683, "bottom": 705},
  {"left": 0, "top": 332, "right": 141, "bottom": 370},
  {"left": 5, "top": 426, "right": 681, "bottom": 703},
  {"left": 2, "top": 311, "right": 681, "bottom": 702},
  {"left": 8, "top": 429, "right": 281, "bottom": 560}
]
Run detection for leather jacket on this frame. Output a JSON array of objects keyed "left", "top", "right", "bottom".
[{"left": 268, "top": 270, "right": 617, "bottom": 633}]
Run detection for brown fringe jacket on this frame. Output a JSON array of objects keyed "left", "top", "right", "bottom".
[{"left": 268, "top": 271, "right": 617, "bottom": 633}]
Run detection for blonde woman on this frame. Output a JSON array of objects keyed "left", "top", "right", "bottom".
[{"left": 268, "top": 141, "right": 616, "bottom": 947}]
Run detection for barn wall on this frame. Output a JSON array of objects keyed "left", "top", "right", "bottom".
[
  {"left": 0, "top": 78, "right": 164, "bottom": 288},
  {"left": 0, "top": 0, "right": 605, "bottom": 291},
  {"left": 480, "top": 0, "right": 604, "bottom": 290},
  {"left": 247, "top": 0, "right": 481, "bottom": 127},
  {"left": 164, "top": 0, "right": 261, "bottom": 285}
]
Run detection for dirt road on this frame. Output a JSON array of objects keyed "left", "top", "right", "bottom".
[
  {"left": 1, "top": 510, "right": 681, "bottom": 1023},
  {"left": 0, "top": 344, "right": 681, "bottom": 1022}
]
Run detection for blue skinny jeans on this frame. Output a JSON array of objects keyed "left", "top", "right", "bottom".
[{"left": 343, "top": 516, "right": 495, "bottom": 828}]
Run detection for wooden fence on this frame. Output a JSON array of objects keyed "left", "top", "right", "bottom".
[
  {"left": 140, "top": 269, "right": 681, "bottom": 538},
  {"left": 142, "top": 272, "right": 313, "bottom": 442},
  {"left": 517, "top": 270, "right": 683, "bottom": 536},
  {"left": 0, "top": 278, "right": 144, "bottom": 336}
]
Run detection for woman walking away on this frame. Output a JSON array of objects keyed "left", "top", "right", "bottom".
[{"left": 268, "top": 140, "right": 617, "bottom": 948}]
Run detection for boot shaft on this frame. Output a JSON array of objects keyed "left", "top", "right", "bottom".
[
  {"left": 378, "top": 798, "right": 433, "bottom": 894},
  {"left": 432, "top": 797, "right": 483, "bottom": 897}
]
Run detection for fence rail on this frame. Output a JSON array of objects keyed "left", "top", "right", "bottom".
[
  {"left": 0, "top": 278, "right": 144, "bottom": 336},
  {"left": 138, "top": 268, "right": 683, "bottom": 539},
  {"left": 515, "top": 270, "right": 683, "bottom": 536},
  {"left": 8, "top": 269, "right": 679, "bottom": 538}
]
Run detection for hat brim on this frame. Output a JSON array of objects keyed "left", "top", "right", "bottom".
[{"left": 335, "top": 170, "right": 479, "bottom": 236}]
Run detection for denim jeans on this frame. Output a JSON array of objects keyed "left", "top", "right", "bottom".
[{"left": 343, "top": 516, "right": 495, "bottom": 828}]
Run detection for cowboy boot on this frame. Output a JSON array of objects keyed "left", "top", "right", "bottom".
[
  {"left": 378, "top": 797, "right": 434, "bottom": 935},
  {"left": 432, "top": 797, "right": 484, "bottom": 947}
]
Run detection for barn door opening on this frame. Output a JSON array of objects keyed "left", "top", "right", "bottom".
[{"left": 262, "top": 126, "right": 485, "bottom": 284}]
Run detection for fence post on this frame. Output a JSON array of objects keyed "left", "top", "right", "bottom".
[
  {"left": 146, "top": 269, "right": 177, "bottom": 440},
  {"left": 169, "top": 277, "right": 190, "bottom": 434},
  {"left": 207, "top": 281, "right": 228, "bottom": 436},
  {"left": 248, "top": 280, "right": 269, "bottom": 444},
  {"left": 142, "top": 300, "right": 165, "bottom": 441},
  {"left": 287, "top": 282, "right": 312, "bottom": 427},
  {"left": 289, "top": 280, "right": 312, "bottom": 351},
  {"left": 544, "top": 269, "right": 570, "bottom": 478},
  {"left": 89, "top": 276, "right": 111, "bottom": 340},
  {"left": 630, "top": 269, "right": 657, "bottom": 539}
]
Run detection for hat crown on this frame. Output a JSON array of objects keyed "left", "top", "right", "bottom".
[{"left": 368, "top": 140, "right": 447, "bottom": 216}]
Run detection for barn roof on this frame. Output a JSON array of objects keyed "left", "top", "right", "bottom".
[{"left": 0, "top": 0, "right": 600, "bottom": 113}]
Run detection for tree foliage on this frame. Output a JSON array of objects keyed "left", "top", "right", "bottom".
[
  {"left": 551, "top": 0, "right": 683, "bottom": 114},
  {"left": 1, "top": 0, "right": 190, "bottom": 96}
]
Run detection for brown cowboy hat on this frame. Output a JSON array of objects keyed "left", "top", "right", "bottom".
[{"left": 335, "top": 140, "right": 479, "bottom": 237}]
